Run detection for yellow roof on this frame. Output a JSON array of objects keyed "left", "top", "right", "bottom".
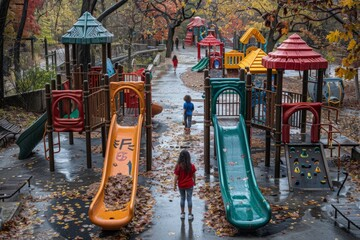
[
  {"left": 240, "top": 28, "right": 266, "bottom": 44},
  {"left": 239, "top": 48, "right": 275, "bottom": 74}
]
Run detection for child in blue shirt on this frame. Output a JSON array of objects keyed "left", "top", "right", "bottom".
[{"left": 183, "top": 95, "right": 194, "bottom": 134}]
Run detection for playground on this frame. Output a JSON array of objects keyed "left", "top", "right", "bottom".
[{"left": 0, "top": 14, "right": 360, "bottom": 240}]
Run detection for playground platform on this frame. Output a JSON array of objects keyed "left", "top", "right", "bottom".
[{"left": 0, "top": 46, "right": 359, "bottom": 239}]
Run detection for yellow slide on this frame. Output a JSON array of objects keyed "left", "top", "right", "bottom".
[{"left": 89, "top": 81, "right": 145, "bottom": 230}]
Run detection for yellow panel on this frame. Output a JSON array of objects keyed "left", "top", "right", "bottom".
[
  {"left": 238, "top": 49, "right": 276, "bottom": 74},
  {"left": 240, "top": 28, "right": 266, "bottom": 45}
]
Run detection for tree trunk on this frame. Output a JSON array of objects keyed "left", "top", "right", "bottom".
[
  {"left": 14, "top": 0, "right": 29, "bottom": 91},
  {"left": 127, "top": 29, "right": 133, "bottom": 72},
  {"left": 166, "top": 26, "right": 175, "bottom": 58},
  {"left": 355, "top": 68, "right": 360, "bottom": 102},
  {"left": 0, "top": 0, "right": 11, "bottom": 105},
  {"left": 265, "top": 30, "right": 276, "bottom": 53}
]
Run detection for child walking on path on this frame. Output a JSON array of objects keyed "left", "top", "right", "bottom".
[
  {"left": 172, "top": 55, "right": 178, "bottom": 72},
  {"left": 174, "top": 150, "right": 196, "bottom": 220},
  {"left": 183, "top": 95, "right": 194, "bottom": 134}
]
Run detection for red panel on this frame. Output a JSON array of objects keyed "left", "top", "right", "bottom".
[
  {"left": 52, "top": 90, "right": 84, "bottom": 132},
  {"left": 282, "top": 102, "right": 322, "bottom": 143}
]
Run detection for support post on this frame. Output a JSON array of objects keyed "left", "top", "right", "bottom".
[
  {"left": 274, "top": 69, "right": 284, "bottom": 178},
  {"left": 145, "top": 71, "right": 152, "bottom": 171},
  {"left": 44, "top": 38, "right": 49, "bottom": 71},
  {"left": 301, "top": 70, "right": 309, "bottom": 141},
  {"left": 83, "top": 80, "right": 92, "bottom": 168},
  {"left": 316, "top": 69, "right": 324, "bottom": 138},
  {"left": 204, "top": 69, "right": 210, "bottom": 174},
  {"left": 222, "top": 46, "right": 225, "bottom": 78},
  {"left": 265, "top": 68, "right": 272, "bottom": 167},
  {"left": 104, "top": 75, "right": 110, "bottom": 135},
  {"left": 245, "top": 73, "right": 252, "bottom": 144},
  {"left": 107, "top": 43, "right": 112, "bottom": 59},
  {"left": 45, "top": 83, "right": 55, "bottom": 171},
  {"left": 100, "top": 77, "right": 106, "bottom": 157},
  {"left": 102, "top": 43, "right": 107, "bottom": 75}
]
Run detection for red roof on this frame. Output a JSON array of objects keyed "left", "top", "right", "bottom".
[
  {"left": 187, "top": 16, "right": 206, "bottom": 28},
  {"left": 197, "top": 34, "right": 223, "bottom": 46},
  {"left": 262, "top": 34, "right": 328, "bottom": 70}
]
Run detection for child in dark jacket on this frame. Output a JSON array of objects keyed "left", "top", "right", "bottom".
[{"left": 174, "top": 150, "right": 196, "bottom": 220}]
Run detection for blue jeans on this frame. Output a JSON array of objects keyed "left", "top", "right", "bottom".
[
  {"left": 184, "top": 114, "right": 192, "bottom": 128},
  {"left": 179, "top": 187, "right": 193, "bottom": 209}
]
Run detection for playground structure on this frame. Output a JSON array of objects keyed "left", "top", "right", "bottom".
[
  {"left": 89, "top": 81, "right": 146, "bottom": 229},
  {"left": 308, "top": 77, "right": 345, "bottom": 107},
  {"left": 191, "top": 30, "right": 224, "bottom": 72},
  {"left": 185, "top": 16, "right": 207, "bottom": 46},
  {"left": 224, "top": 28, "right": 267, "bottom": 75},
  {"left": 16, "top": 12, "right": 161, "bottom": 170},
  {"left": 202, "top": 33, "right": 359, "bottom": 228},
  {"left": 206, "top": 75, "right": 271, "bottom": 229}
]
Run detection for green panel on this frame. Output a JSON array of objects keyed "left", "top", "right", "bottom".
[
  {"left": 16, "top": 113, "right": 47, "bottom": 159},
  {"left": 191, "top": 58, "right": 208, "bottom": 72},
  {"left": 210, "top": 78, "right": 246, "bottom": 116},
  {"left": 212, "top": 115, "right": 271, "bottom": 229}
]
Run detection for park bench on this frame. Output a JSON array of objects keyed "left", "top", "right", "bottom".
[
  {"left": 0, "top": 175, "right": 32, "bottom": 202},
  {"left": 0, "top": 118, "right": 21, "bottom": 147}
]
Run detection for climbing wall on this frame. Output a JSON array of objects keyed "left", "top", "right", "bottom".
[{"left": 285, "top": 143, "right": 333, "bottom": 191}]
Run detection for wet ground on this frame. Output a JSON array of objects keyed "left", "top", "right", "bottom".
[{"left": 0, "top": 46, "right": 359, "bottom": 239}]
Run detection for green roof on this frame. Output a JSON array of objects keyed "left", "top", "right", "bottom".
[{"left": 61, "top": 12, "right": 113, "bottom": 44}]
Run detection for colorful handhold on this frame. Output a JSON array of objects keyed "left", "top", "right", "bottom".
[
  {"left": 294, "top": 167, "right": 300, "bottom": 173},
  {"left": 315, "top": 166, "right": 321, "bottom": 173}
]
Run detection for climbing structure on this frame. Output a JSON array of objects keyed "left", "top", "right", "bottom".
[{"left": 185, "top": 16, "right": 207, "bottom": 46}]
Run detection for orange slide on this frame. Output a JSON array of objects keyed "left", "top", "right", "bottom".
[
  {"left": 88, "top": 113, "right": 143, "bottom": 229},
  {"left": 89, "top": 81, "right": 146, "bottom": 230}
]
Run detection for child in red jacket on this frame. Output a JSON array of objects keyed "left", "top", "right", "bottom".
[
  {"left": 173, "top": 150, "right": 196, "bottom": 220},
  {"left": 172, "top": 55, "right": 178, "bottom": 72}
]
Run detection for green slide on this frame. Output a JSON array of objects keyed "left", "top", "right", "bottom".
[
  {"left": 16, "top": 109, "right": 79, "bottom": 160},
  {"left": 191, "top": 58, "right": 209, "bottom": 72},
  {"left": 212, "top": 114, "right": 271, "bottom": 229}
]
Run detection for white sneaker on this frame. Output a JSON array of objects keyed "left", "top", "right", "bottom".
[
  {"left": 180, "top": 213, "right": 185, "bottom": 219},
  {"left": 188, "top": 214, "right": 194, "bottom": 220}
]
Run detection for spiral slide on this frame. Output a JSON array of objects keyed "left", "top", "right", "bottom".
[
  {"left": 89, "top": 113, "right": 143, "bottom": 230},
  {"left": 212, "top": 115, "right": 271, "bottom": 229}
]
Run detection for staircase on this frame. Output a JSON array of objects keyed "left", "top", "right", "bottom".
[{"left": 185, "top": 31, "right": 193, "bottom": 46}]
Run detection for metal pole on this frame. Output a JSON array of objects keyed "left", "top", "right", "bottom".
[
  {"left": 204, "top": 69, "right": 210, "bottom": 174},
  {"left": 145, "top": 71, "right": 152, "bottom": 171},
  {"left": 274, "top": 69, "right": 284, "bottom": 178},
  {"left": 83, "top": 80, "right": 92, "bottom": 168},
  {"left": 265, "top": 68, "right": 272, "bottom": 167}
]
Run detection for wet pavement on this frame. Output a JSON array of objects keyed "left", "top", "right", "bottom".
[{"left": 0, "top": 46, "right": 359, "bottom": 239}]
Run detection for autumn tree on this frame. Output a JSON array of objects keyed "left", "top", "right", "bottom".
[
  {"left": 0, "top": 0, "right": 11, "bottom": 104},
  {"left": 199, "top": 0, "right": 244, "bottom": 41},
  {"left": 135, "top": 0, "right": 203, "bottom": 58}
]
